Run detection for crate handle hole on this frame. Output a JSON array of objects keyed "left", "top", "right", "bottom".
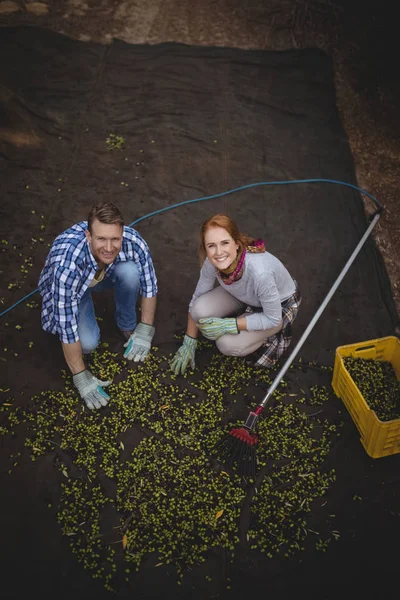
[{"left": 355, "top": 345, "right": 375, "bottom": 353}]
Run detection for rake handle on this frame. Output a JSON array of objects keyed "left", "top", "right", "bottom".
[{"left": 245, "top": 210, "right": 382, "bottom": 431}]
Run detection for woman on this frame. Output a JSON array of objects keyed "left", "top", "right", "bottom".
[{"left": 170, "top": 214, "right": 301, "bottom": 374}]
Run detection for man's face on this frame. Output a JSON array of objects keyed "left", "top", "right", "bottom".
[{"left": 85, "top": 218, "right": 123, "bottom": 266}]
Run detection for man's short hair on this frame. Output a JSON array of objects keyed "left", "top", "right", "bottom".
[{"left": 87, "top": 202, "right": 125, "bottom": 232}]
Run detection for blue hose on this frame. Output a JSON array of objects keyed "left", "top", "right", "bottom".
[{"left": 0, "top": 178, "right": 382, "bottom": 318}]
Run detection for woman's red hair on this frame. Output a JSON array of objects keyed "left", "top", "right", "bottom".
[{"left": 199, "top": 214, "right": 254, "bottom": 264}]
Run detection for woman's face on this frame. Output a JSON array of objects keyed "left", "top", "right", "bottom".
[{"left": 204, "top": 226, "right": 239, "bottom": 270}]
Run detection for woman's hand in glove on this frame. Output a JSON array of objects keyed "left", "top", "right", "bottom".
[
  {"left": 170, "top": 334, "right": 197, "bottom": 375},
  {"left": 197, "top": 317, "right": 239, "bottom": 340}
]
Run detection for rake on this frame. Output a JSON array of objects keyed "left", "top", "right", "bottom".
[{"left": 216, "top": 209, "right": 382, "bottom": 478}]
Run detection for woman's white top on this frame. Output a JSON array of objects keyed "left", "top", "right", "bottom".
[{"left": 189, "top": 252, "right": 296, "bottom": 331}]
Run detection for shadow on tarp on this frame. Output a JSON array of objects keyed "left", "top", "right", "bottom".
[{"left": 0, "top": 26, "right": 399, "bottom": 600}]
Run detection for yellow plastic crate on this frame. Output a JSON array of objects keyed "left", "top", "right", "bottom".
[{"left": 332, "top": 336, "right": 400, "bottom": 458}]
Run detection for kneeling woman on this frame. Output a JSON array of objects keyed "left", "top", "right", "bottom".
[{"left": 170, "top": 214, "right": 301, "bottom": 374}]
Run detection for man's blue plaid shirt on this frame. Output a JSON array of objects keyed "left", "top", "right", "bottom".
[{"left": 38, "top": 221, "right": 157, "bottom": 344}]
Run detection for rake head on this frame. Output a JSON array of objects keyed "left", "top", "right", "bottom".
[{"left": 215, "top": 427, "right": 259, "bottom": 479}]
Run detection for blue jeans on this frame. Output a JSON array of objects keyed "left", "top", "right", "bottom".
[{"left": 78, "top": 261, "right": 140, "bottom": 354}]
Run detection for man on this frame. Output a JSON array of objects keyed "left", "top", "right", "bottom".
[{"left": 38, "top": 201, "right": 158, "bottom": 410}]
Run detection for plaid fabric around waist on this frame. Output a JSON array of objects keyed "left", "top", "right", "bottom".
[{"left": 255, "top": 283, "right": 302, "bottom": 368}]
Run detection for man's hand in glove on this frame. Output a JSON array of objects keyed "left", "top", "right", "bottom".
[
  {"left": 170, "top": 334, "right": 197, "bottom": 375},
  {"left": 123, "top": 322, "right": 155, "bottom": 362},
  {"left": 73, "top": 369, "right": 112, "bottom": 410},
  {"left": 197, "top": 317, "right": 239, "bottom": 341}
]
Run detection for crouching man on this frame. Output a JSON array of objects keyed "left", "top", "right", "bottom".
[{"left": 38, "top": 201, "right": 158, "bottom": 409}]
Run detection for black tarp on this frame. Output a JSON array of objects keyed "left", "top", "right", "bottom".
[{"left": 0, "top": 27, "right": 399, "bottom": 600}]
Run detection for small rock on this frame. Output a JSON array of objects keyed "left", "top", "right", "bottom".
[
  {"left": 0, "top": 1, "right": 20, "bottom": 14},
  {"left": 26, "top": 2, "right": 49, "bottom": 15}
]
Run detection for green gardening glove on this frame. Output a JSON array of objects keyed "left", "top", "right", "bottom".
[
  {"left": 73, "top": 369, "right": 112, "bottom": 410},
  {"left": 170, "top": 334, "right": 197, "bottom": 375},
  {"left": 197, "top": 317, "right": 239, "bottom": 341}
]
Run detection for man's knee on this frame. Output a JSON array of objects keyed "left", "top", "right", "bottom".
[
  {"left": 113, "top": 261, "right": 140, "bottom": 288},
  {"left": 80, "top": 333, "right": 100, "bottom": 355}
]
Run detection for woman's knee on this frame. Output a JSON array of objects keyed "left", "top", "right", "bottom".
[
  {"left": 190, "top": 296, "right": 214, "bottom": 322},
  {"left": 216, "top": 335, "right": 263, "bottom": 358},
  {"left": 216, "top": 336, "right": 238, "bottom": 357}
]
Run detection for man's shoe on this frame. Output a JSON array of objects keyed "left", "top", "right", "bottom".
[{"left": 120, "top": 329, "right": 133, "bottom": 342}]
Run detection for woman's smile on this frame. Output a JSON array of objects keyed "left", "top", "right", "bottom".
[{"left": 204, "top": 226, "right": 238, "bottom": 271}]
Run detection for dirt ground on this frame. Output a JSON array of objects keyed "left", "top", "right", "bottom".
[{"left": 1, "top": 0, "right": 399, "bottom": 318}]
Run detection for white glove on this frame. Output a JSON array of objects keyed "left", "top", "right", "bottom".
[
  {"left": 73, "top": 369, "right": 112, "bottom": 410},
  {"left": 123, "top": 322, "right": 155, "bottom": 362}
]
